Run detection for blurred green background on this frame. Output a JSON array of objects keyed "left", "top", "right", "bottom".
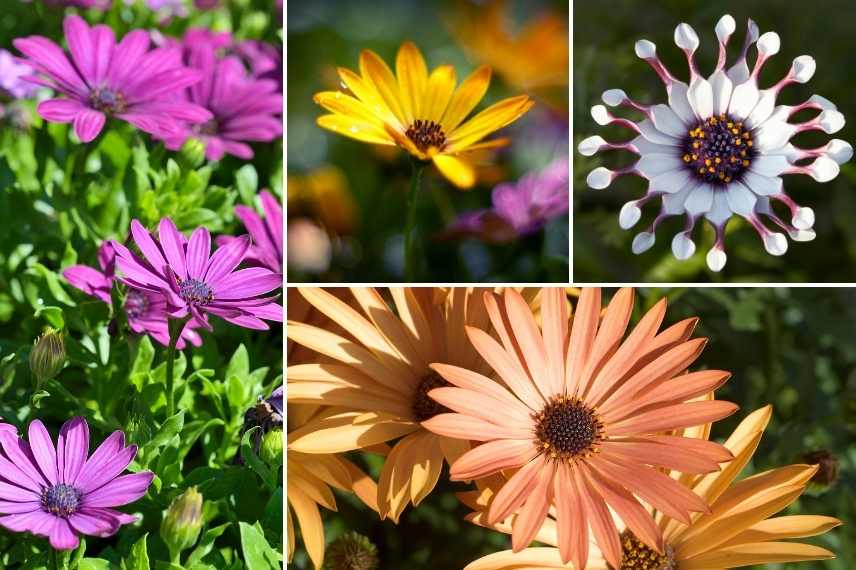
[
  {"left": 574, "top": 0, "right": 856, "bottom": 282},
  {"left": 289, "top": 288, "right": 854, "bottom": 569},
  {"left": 287, "top": 0, "right": 568, "bottom": 282}
]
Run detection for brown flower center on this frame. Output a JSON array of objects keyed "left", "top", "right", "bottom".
[
  {"left": 412, "top": 370, "right": 451, "bottom": 421},
  {"left": 535, "top": 396, "right": 603, "bottom": 460},
  {"left": 615, "top": 530, "right": 676, "bottom": 570},
  {"left": 405, "top": 119, "right": 447, "bottom": 153}
]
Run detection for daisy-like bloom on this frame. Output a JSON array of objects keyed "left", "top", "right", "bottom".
[
  {"left": 288, "top": 287, "right": 532, "bottom": 521},
  {"left": 0, "top": 49, "right": 37, "bottom": 99},
  {"left": 111, "top": 218, "right": 283, "bottom": 331},
  {"left": 14, "top": 15, "right": 212, "bottom": 143},
  {"left": 443, "top": 158, "right": 569, "bottom": 243},
  {"left": 163, "top": 37, "right": 282, "bottom": 160},
  {"left": 313, "top": 41, "right": 534, "bottom": 189},
  {"left": 64, "top": 242, "right": 203, "bottom": 349},
  {"left": 0, "top": 417, "right": 154, "bottom": 550},
  {"left": 287, "top": 404, "right": 380, "bottom": 570},
  {"left": 461, "top": 405, "right": 840, "bottom": 569},
  {"left": 216, "top": 190, "right": 283, "bottom": 273},
  {"left": 578, "top": 15, "right": 852, "bottom": 271},
  {"left": 421, "top": 288, "right": 739, "bottom": 569}
]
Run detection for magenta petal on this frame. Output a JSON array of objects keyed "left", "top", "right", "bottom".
[
  {"left": 0, "top": 500, "right": 41, "bottom": 514},
  {"left": 0, "top": 511, "right": 50, "bottom": 534},
  {"left": 73, "top": 431, "right": 130, "bottom": 493},
  {"left": 158, "top": 218, "right": 187, "bottom": 280},
  {"left": 0, "top": 432, "right": 49, "bottom": 490},
  {"left": 90, "top": 24, "right": 116, "bottom": 85},
  {"left": 106, "top": 29, "right": 149, "bottom": 88},
  {"left": 82, "top": 472, "right": 154, "bottom": 508},
  {"left": 38, "top": 99, "right": 85, "bottom": 123},
  {"left": 0, "top": 481, "right": 40, "bottom": 502},
  {"left": 130, "top": 220, "right": 169, "bottom": 278},
  {"left": 56, "top": 417, "right": 89, "bottom": 486},
  {"left": 0, "top": 453, "right": 42, "bottom": 492},
  {"left": 260, "top": 190, "right": 283, "bottom": 251},
  {"left": 215, "top": 312, "right": 269, "bottom": 330},
  {"left": 62, "top": 265, "right": 112, "bottom": 304},
  {"left": 13, "top": 36, "right": 88, "bottom": 97},
  {"left": 73, "top": 109, "right": 106, "bottom": 143},
  {"left": 83, "top": 507, "right": 138, "bottom": 526},
  {"left": 64, "top": 15, "right": 96, "bottom": 83},
  {"left": 27, "top": 420, "right": 58, "bottom": 485},
  {"left": 211, "top": 268, "right": 281, "bottom": 299},
  {"left": 49, "top": 517, "right": 79, "bottom": 550},
  {"left": 203, "top": 235, "right": 250, "bottom": 284},
  {"left": 185, "top": 225, "right": 211, "bottom": 279},
  {"left": 69, "top": 509, "right": 120, "bottom": 538},
  {"left": 244, "top": 302, "right": 284, "bottom": 322}
]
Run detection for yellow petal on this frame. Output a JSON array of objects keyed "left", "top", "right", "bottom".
[
  {"left": 411, "top": 433, "right": 444, "bottom": 506},
  {"left": 679, "top": 542, "right": 835, "bottom": 569},
  {"left": 719, "top": 515, "right": 841, "bottom": 548},
  {"left": 377, "top": 434, "right": 414, "bottom": 521},
  {"left": 383, "top": 122, "right": 428, "bottom": 159},
  {"left": 421, "top": 65, "right": 457, "bottom": 124},
  {"left": 288, "top": 381, "right": 411, "bottom": 417},
  {"left": 432, "top": 154, "right": 476, "bottom": 189},
  {"left": 337, "top": 66, "right": 399, "bottom": 125},
  {"left": 288, "top": 469, "right": 337, "bottom": 511},
  {"left": 287, "top": 504, "right": 295, "bottom": 562},
  {"left": 316, "top": 114, "right": 394, "bottom": 145},
  {"left": 287, "top": 362, "right": 393, "bottom": 397},
  {"left": 390, "top": 287, "right": 438, "bottom": 367},
  {"left": 359, "top": 48, "right": 407, "bottom": 127},
  {"left": 287, "top": 485, "right": 326, "bottom": 569},
  {"left": 287, "top": 409, "right": 417, "bottom": 453},
  {"left": 291, "top": 451, "right": 353, "bottom": 491},
  {"left": 313, "top": 90, "right": 386, "bottom": 127},
  {"left": 396, "top": 41, "right": 428, "bottom": 123},
  {"left": 441, "top": 65, "right": 492, "bottom": 132},
  {"left": 341, "top": 456, "right": 380, "bottom": 513},
  {"left": 448, "top": 95, "right": 534, "bottom": 151},
  {"left": 457, "top": 137, "right": 511, "bottom": 152},
  {"left": 464, "top": 547, "right": 589, "bottom": 570}
]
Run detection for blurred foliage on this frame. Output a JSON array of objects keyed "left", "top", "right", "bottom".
[
  {"left": 287, "top": 0, "right": 568, "bottom": 282},
  {"left": 574, "top": 0, "right": 856, "bottom": 282},
  {"left": 290, "top": 288, "right": 854, "bottom": 569}
]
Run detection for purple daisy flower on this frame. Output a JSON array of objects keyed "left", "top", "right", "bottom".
[
  {"left": 443, "top": 158, "right": 569, "bottom": 243},
  {"left": 0, "top": 417, "right": 153, "bottom": 550},
  {"left": 162, "top": 36, "right": 282, "bottom": 160},
  {"left": 63, "top": 242, "right": 203, "bottom": 349},
  {"left": 0, "top": 49, "right": 37, "bottom": 99},
  {"left": 216, "top": 190, "right": 283, "bottom": 273},
  {"left": 14, "top": 15, "right": 212, "bottom": 143},
  {"left": 112, "top": 217, "right": 283, "bottom": 331}
]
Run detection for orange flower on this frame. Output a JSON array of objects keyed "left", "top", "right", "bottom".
[{"left": 421, "top": 288, "right": 737, "bottom": 568}]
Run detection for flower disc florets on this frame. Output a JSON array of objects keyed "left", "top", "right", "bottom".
[
  {"left": 41, "top": 484, "right": 82, "bottom": 518},
  {"left": 535, "top": 396, "right": 603, "bottom": 460}
]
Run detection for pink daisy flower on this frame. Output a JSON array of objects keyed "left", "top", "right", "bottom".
[
  {"left": 63, "top": 242, "right": 203, "bottom": 349},
  {"left": 14, "top": 15, "right": 212, "bottom": 143},
  {"left": 216, "top": 190, "right": 283, "bottom": 273},
  {"left": 112, "top": 217, "right": 283, "bottom": 331},
  {"left": 0, "top": 417, "right": 153, "bottom": 550}
]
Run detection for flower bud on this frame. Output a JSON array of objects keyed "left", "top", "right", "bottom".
[
  {"left": 161, "top": 487, "right": 204, "bottom": 558},
  {"left": 29, "top": 328, "right": 65, "bottom": 387},
  {"left": 260, "top": 428, "right": 283, "bottom": 467},
  {"left": 324, "top": 532, "right": 379, "bottom": 570},
  {"left": 179, "top": 138, "right": 206, "bottom": 169}
]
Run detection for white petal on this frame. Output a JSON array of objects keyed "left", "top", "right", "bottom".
[
  {"left": 684, "top": 184, "right": 714, "bottom": 215},
  {"left": 809, "top": 156, "right": 840, "bottom": 182},
  {"left": 819, "top": 110, "right": 845, "bottom": 134},
  {"left": 632, "top": 232, "right": 656, "bottom": 254},
  {"left": 751, "top": 155, "right": 791, "bottom": 177},
  {"left": 754, "top": 120, "right": 795, "bottom": 152},
  {"left": 636, "top": 154, "right": 683, "bottom": 177},
  {"left": 674, "top": 23, "right": 699, "bottom": 51},
  {"left": 671, "top": 232, "right": 696, "bottom": 260},
  {"left": 791, "top": 56, "right": 816, "bottom": 84},
  {"left": 578, "top": 136, "right": 606, "bottom": 156},
  {"left": 707, "top": 248, "right": 727, "bottom": 272},
  {"left": 709, "top": 70, "right": 734, "bottom": 116},
  {"left": 793, "top": 207, "right": 815, "bottom": 230},
  {"left": 651, "top": 104, "right": 688, "bottom": 138},
  {"left": 742, "top": 171, "right": 783, "bottom": 196},
  {"left": 746, "top": 89, "right": 777, "bottom": 128},
  {"left": 827, "top": 139, "right": 853, "bottom": 164},
  {"left": 687, "top": 77, "right": 713, "bottom": 119},
  {"left": 757, "top": 32, "right": 781, "bottom": 56},
  {"left": 728, "top": 80, "right": 760, "bottom": 120},
  {"left": 725, "top": 182, "right": 757, "bottom": 215},
  {"left": 635, "top": 40, "right": 657, "bottom": 59},
  {"left": 638, "top": 119, "right": 681, "bottom": 146},
  {"left": 790, "top": 228, "right": 816, "bottom": 242},
  {"left": 591, "top": 105, "right": 610, "bottom": 125},
  {"left": 619, "top": 202, "right": 642, "bottom": 229},
  {"left": 716, "top": 15, "right": 736, "bottom": 41},
  {"left": 649, "top": 169, "right": 692, "bottom": 194},
  {"left": 668, "top": 81, "right": 697, "bottom": 124},
  {"left": 809, "top": 95, "right": 837, "bottom": 111},
  {"left": 763, "top": 232, "right": 788, "bottom": 255},
  {"left": 705, "top": 191, "right": 733, "bottom": 225},
  {"left": 663, "top": 186, "right": 692, "bottom": 214},
  {"left": 602, "top": 89, "right": 626, "bottom": 107},
  {"left": 586, "top": 167, "right": 613, "bottom": 189},
  {"left": 632, "top": 136, "right": 678, "bottom": 155}
]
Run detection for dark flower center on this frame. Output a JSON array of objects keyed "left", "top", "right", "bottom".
[
  {"left": 682, "top": 114, "right": 756, "bottom": 185},
  {"left": 41, "top": 484, "right": 82, "bottom": 518},
  {"left": 197, "top": 119, "right": 220, "bottom": 136},
  {"left": 124, "top": 289, "right": 150, "bottom": 319},
  {"left": 89, "top": 87, "right": 127, "bottom": 114},
  {"left": 177, "top": 278, "right": 214, "bottom": 306},
  {"left": 405, "top": 120, "right": 447, "bottom": 153},
  {"left": 411, "top": 371, "right": 451, "bottom": 422},
  {"left": 535, "top": 396, "right": 603, "bottom": 460},
  {"left": 615, "top": 530, "right": 676, "bottom": 570}
]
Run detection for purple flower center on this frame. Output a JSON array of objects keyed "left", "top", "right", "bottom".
[
  {"left": 89, "top": 87, "right": 127, "bottom": 114},
  {"left": 682, "top": 114, "right": 756, "bottom": 185},
  {"left": 178, "top": 278, "right": 214, "bottom": 306},
  {"left": 41, "top": 484, "right": 81, "bottom": 518},
  {"left": 124, "top": 289, "right": 150, "bottom": 319},
  {"left": 197, "top": 119, "right": 220, "bottom": 136}
]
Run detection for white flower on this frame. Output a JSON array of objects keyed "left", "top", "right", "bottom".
[{"left": 579, "top": 15, "right": 852, "bottom": 272}]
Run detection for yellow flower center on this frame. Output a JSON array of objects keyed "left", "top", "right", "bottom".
[
  {"left": 534, "top": 396, "right": 603, "bottom": 461},
  {"left": 405, "top": 119, "right": 447, "bottom": 153},
  {"left": 616, "top": 530, "right": 676, "bottom": 570},
  {"left": 412, "top": 371, "right": 451, "bottom": 421}
]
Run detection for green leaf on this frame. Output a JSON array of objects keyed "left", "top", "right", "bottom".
[
  {"left": 226, "top": 344, "right": 249, "bottom": 380},
  {"left": 143, "top": 411, "right": 185, "bottom": 454},
  {"left": 240, "top": 426, "right": 274, "bottom": 491},
  {"left": 185, "top": 523, "right": 230, "bottom": 566},
  {"left": 239, "top": 522, "right": 280, "bottom": 570},
  {"left": 121, "top": 533, "right": 150, "bottom": 570},
  {"left": 78, "top": 560, "right": 118, "bottom": 570},
  {"left": 235, "top": 165, "right": 258, "bottom": 205}
]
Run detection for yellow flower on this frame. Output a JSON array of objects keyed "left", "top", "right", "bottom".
[
  {"left": 286, "top": 404, "right": 379, "bottom": 570},
  {"left": 460, "top": 405, "right": 840, "bottom": 569},
  {"left": 313, "top": 42, "right": 533, "bottom": 189},
  {"left": 288, "top": 165, "right": 359, "bottom": 235},
  {"left": 448, "top": 0, "right": 568, "bottom": 96}
]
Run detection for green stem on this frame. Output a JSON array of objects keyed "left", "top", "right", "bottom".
[
  {"left": 165, "top": 318, "right": 187, "bottom": 418},
  {"left": 404, "top": 161, "right": 425, "bottom": 281}
]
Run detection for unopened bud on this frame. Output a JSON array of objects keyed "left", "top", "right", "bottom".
[
  {"left": 161, "top": 487, "right": 204, "bottom": 558},
  {"left": 323, "top": 532, "right": 379, "bottom": 570},
  {"left": 179, "top": 138, "right": 206, "bottom": 168},
  {"left": 260, "top": 428, "right": 283, "bottom": 467},
  {"left": 29, "top": 328, "right": 65, "bottom": 386}
]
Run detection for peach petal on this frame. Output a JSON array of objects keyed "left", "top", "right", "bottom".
[
  {"left": 451, "top": 439, "right": 538, "bottom": 480},
  {"left": 555, "top": 461, "right": 589, "bottom": 568},
  {"left": 430, "top": 363, "right": 532, "bottom": 418},
  {"left": 422, "top": 413, "right": 532, "bottom": 442},
  {"left": 487, "top": 456, "right": 546, "bottom": 524},
  {"left": 571, "top": 463, "right": 622, "bottom": 570},
  {"left": 598, "top": 441, "right": 722, "bottom": 474},
  {"left": 483, "top": 292, "right": 530, "bottom": 388},
  {"left": 540, "top": 288, "right": 569, "bottom": 398},
  {"left": 567, "top": 288, "right": 601, "bottom": 394},
  {"left": 466, "top": 326, "right": 544, "bottom": 410},
  {"left": 503, "top": 289, "right": 555, "bottom": 399},
  {"left": 428, "top": 386, "right": 533, "bottom": 428},
  {"left": 578, "top": 288, "right": 634, "bottom": 399},
  {"left": 511, "top": 461, "right": 555, "bottom": 552},
  {"left": 629, "top": 435, "right": 734, "bottom": 463},
  {"left": 607, "top": 400, "right": 738, "bottom": 436}
]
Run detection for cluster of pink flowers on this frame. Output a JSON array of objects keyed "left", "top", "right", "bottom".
[{"left": 12, "top": 15, "right": 281, "bottom": 159}]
